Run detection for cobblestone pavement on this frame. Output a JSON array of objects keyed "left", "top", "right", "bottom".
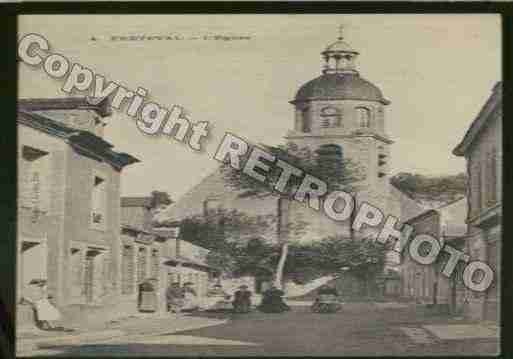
[{"left": 20, "top": 303, "right": 500, "bottom": 356}]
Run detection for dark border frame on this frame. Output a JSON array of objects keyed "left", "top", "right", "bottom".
[{"left": 0, "top": 2, "right": 511, "bottom": 359}]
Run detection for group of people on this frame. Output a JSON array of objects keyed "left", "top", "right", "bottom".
[
  {"left": 165, "top": 282, "right": 253, "bottom": 314},
  {"left": 165, "top": 281, "right": 294, "bottom": 314},
  {"left": 165, "top": 281, "right": 200, "bottom": 313},
  {"left": 257, "top": 285, "right": 291, "bottom": 313},
  {"left": 220, "top": 283, "right": 291, "bottom": 314},
  {"left": 22, "top": 277, "right": 340, "bottom": 332}
]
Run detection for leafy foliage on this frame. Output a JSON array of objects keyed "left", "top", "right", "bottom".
[
  {"left": 176, "top": 208, "right": 305, "bottom": 277},
  {"left": 177, "top": 207, "right": 307, "bottom": 249},
  {"left": 390, "top": 172, "right": 467, "bottom": 203},
  {"left": 176, "top": 206, "right": 386, "bottom": 284},
  {"left": 178, "top": 208, "right": 270, "bottom": 249},
  {"left": 205, "top": 237, "right": 277, "bottom": 278},
  {"left": 314, "top": 237, "right": 385, "bottom": 279},
  {"left": 284, "top": 237, "right": 386, "bottom": 284},
  {"left": 220, "top": 142, "right": 363, "bottom": 201},
  {"left": 218, "top": 142, "right": 361, "bottom": 287}
]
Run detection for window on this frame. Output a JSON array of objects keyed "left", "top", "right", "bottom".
[
  {"left": 121, "top": 245, "right": 134, "bottom": 295},
  {"left": 316, "top": 144, "right": 344, "bottom": 177},
  {"left": 137, "top": 247, "right": 147, "bottom": 283},
  {"left": 301, "top": 107, "right": 311, "bottom": 133},
  {"left": 356, "top": 107, "right": 371, "bottom": 128},
  {"left": 485, "top": 148, "right": 498, "bottom": 206},
  {"left": 21, "top": 146, "right": 50, "bottom": 214},
  {"left": 91, "top": 174, "right": 107, "bottom": 227},
  {"left": 320, "top": 107, "right": 341, "bottom": 128},
  {"left": 70, "top": 248, "right": 83, "bottom": 300},
  {"left": 487, "top": 241, "right": 500, "bottom": 299},
  {"left": 472, "top": 162, "right": 482, "bottom": 216},
  {"left": 151, "top": 249, "right": 159, "bottom": 280}
]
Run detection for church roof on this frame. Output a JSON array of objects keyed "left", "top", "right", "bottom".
[
  {"left": 292, "top": 73, "right": 390, "bottom": 105},
  {"left": 453, "top": 81, "right": 501, "bottom": 156}
]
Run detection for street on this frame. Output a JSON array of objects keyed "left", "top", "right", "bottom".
[{"left": 28, "top": 302, "right": 499, "bottom": 356}]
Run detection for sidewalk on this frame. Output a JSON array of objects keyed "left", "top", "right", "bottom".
[
  {"left": 371, "top": 301, "right": 500, "bottom": 344},
  {"left": 17, "top": 312, "right": 227, "bottom": 355}
]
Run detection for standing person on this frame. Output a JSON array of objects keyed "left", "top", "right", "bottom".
[
  {"left": 181, "top": 282, "right": 199, "bottom": 312},
  {"left": 26, "top": 279, "right": 62, "bottom": 330},
  {"left": 258, "top": 285, "right": 290, "bottom": 313},
  {"left": 232, "top": 285, "right": 252, "bottom": 313},
  {"left": 166, "top": 282, "right": 185, "bottom": 313}
]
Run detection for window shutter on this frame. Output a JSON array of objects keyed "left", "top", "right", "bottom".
[
  {"left": 487, "top": 149, "right": 497, "bottom": 206},
  {"left": 301, "top": 108, "right": 310, "bottom": 132},
  {"left": 475, "top": 164, "right": 482, "bottom": 215}
]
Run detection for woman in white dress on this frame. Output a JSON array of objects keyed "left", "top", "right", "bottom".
[{"left": 26, "top": 279, "right": 62, "bottom": 330}]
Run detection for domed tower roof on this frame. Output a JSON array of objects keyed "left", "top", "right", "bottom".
[
  {"left": 292, "top": 26, "right": 390, "bottom": 105},
  {"left": 294, "top": 73, "right": 390, "bottom": 104}
]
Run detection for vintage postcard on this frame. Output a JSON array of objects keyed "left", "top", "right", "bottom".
[{"left": 16, "top": 14, "right": 501, "bottom": 356}]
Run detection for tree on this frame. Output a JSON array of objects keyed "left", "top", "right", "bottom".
[
  {"left": 282, "top": 242, "right": 327, "bottom": 284},
  {"left": 315, "top": 236, "right": 386, "bottom": 297},
  {"left": 268, "top": 236, "right": 387, "bottom": 298},
  {"left": 174, "top": 208, "right": 281, "bottom": 279},
  {"left": 178, "top": 208, "right": 272, "bottom": 249},
  {"left": 298, "top": 237, "right": 385, "bottom": 277},
  {"left": 219, "top": 142, "right": 361, "bottom": 289}
]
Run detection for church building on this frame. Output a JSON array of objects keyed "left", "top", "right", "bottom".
[
  {"left": 157, "top": 30, "right": 426, "bottom": 295},
  {"left": 283, "top": 30, "right": 424, "bottom": 247}
]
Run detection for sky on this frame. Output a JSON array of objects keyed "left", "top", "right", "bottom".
[{"left": 18, "top": 14, "right": 501, "bottom": 201}]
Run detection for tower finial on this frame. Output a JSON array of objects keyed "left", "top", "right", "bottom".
[
  {"left": 338, "top": 24, "right": 344, "bottom": 40},
  {"left": 322, "top": 23, "right": 359, "bottom": 75}
]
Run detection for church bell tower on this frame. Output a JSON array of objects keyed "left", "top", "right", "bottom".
[{"left": 285, "top": 26, "right": 394, "bottom": 193}]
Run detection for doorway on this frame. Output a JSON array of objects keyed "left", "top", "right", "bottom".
[
  {"left": 20, "top": 238, "right": 48, "bottom": 299},
  {"left": 84, "top": 249, "right": 102, "bottom": 304}
]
